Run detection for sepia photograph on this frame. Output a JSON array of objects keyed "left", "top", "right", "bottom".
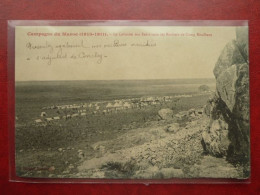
[{"left": 14, "top": 24, "right": 249, "bottom": 179}]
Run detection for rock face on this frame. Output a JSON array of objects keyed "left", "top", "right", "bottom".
[{"left": 202, "top": 27, "right": 249, "bottom": 166}]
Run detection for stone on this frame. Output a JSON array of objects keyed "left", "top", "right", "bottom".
[
  {"left": 175, "top": 113, "right": 182, "bottom": 119},
  {"left": 159, "top": 168, "right": 184, "bottom": 178},
  {"left": 158, "top": 108, "right": 174, "bottom": 120},
  {"left": 188, "top": 108, "right": 196, "bottom": 114},
  {"left": 78, "top": 152, "right": 84, "bottom": 159},
  {"left": 99, "top": 145, "right": 106, "bottom": 153},
  {"left": 203, "top": 101, "right": 213, "bottom": 117},
  {"left": 202, "top": 119, "right": 230, "bottom": 157},
  {"left": 58, "top": 148, "right": 63, "bottom": 152},
  {"left": 151, "top": 159, "right": 157, "bottom": 165},
  {"left": 179, "top": 111, "right": 189, "bottom": 116},
  {"left": 216, "top": 65, "right": 238, "bottom": 111},
  {"left": 92, "top": 171, "right": 105, "bottom": 178},
  {"left": 76, "top": 173, "right": 81, "bottom": 176},
  {"left": 190, "top": 112, "right": 196, "bottom": 118},
  {"left": 196, "top": 109, "right": 204, "bottom": 115},
  {"left": 175, "top": 111, "right": 189, "bottom": 120},
  {"left": 49, "top": 166, "right": 55, "bottom": 171},
  {"left": 213, "top": 40, "right": 246, "bottom": 78},
  {"left": 202, "top": 27, "right": 249, "bottom": 167},
  {"left": 166, "top": 123, "right": 180, "bottom": 133}
]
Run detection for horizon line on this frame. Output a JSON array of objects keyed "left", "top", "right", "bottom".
[{"left": 15, "top": 77, "right": 216, "bottom": 82}]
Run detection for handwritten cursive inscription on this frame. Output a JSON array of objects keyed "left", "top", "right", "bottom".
[{"left": 25, "top": 39, "right": 157, "bottom": 65}]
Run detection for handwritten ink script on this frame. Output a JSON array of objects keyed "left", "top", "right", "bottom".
[{"left": 25, "top": 39, "right": 157, "bottom": 65}]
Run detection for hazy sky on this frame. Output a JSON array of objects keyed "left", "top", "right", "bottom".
[{"left": 15, "top": 26, "right": 237, "bottom": 81}]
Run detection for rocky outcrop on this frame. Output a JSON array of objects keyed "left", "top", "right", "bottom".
[{"left": 202, "top": 27, "right": 249, "bottom": 167}]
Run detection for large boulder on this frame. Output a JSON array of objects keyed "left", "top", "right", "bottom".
[
  {"left": 202, "top": 27, "right": 249, "bottom": 167},
  {"left": 158, "top": 108, "right": 174, "bottom": 120}
]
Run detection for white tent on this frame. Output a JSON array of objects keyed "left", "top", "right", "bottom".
[
  {"left": 113, "top": 102, "right": 121, "bottom": 107},
  {"left": 35, "top": 119, "right": 42, "bottom": 123},
  {"left": 72, "top": 113, "right": 79, "bottom": 117},
  {"left": 106, "top": 103, "right": 113, "bottom": 108},
  {"left": 123, "top": 102, "right": 132, "bottom": 108}
]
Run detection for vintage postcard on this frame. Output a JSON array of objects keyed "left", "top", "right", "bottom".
[{"left": 14, "top": 21, "right": 249, "bottom": 179}]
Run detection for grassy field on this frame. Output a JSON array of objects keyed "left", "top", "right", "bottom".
[{"left": 15, "top": 79, "right": 215, "bottom": 177}]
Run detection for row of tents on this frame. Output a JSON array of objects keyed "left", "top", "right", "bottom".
[
  {"left": 41, "top": 93, "right": 208, "bottom": 112},
  {"left": 35, "top": 94, "right": 206, "bottom": 123},
  {"left": 35, "top": 112, "right": 88, "bottom": 123}
]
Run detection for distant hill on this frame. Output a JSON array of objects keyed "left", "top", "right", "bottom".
[{"left": 198, "top": 85, "right": 210, "bottom": 92}]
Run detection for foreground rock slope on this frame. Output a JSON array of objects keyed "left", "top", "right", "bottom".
[{"left": 66, "top": 108, "right": 242, "bottom": 179}]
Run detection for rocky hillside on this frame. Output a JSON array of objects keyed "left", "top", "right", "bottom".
[
  {"left": 71, "top": 108, "right": 242, "bottom": 179},
  {"left": 202, "top": 27, "right": 249, "bottom": 176}
]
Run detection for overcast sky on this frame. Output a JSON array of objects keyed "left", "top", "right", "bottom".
[{"left": 15, "top": 26, "right": 237, "bottom": 81}]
